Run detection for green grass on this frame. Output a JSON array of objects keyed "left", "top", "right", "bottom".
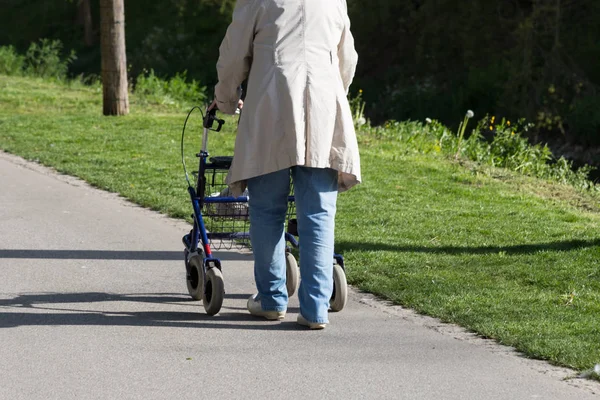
[
  {"left": 0, "top": 76, "right": 232, "bottom": 218},
  {"left": 1, "top": 74, "right": 600, "bottom": 372}
]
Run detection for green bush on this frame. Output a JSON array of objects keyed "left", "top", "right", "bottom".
[
  {"left": 134, "top": 69, "right": 206, "bottom": 107},
  {"left": 0, "top": 39, "right": 75, "bottom": 80},
  {"left": 23, "top": 39, "right": 75, "bottom": 80},
  {"left": 0, "top": 45, "right": 24, "bottom": 75}
]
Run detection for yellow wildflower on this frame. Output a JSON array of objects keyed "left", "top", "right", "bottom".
[
  {"left": 491, "top": 116, "right": 495, "bottom": 123},
  {"left": 489, "top": 126, "right": 493, "bottom": 131},
  {"left": 507, "top": 120, "right": 511, "bottom": 126}
]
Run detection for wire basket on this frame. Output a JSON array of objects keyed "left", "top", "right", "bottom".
[
  {"left": 202, "top": 166, "right": 250, "bottom": 250},
  {"left": 200, "top": 163, "right": 297, "bottom": 251}
]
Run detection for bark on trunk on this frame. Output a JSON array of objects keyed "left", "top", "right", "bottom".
[{"left": 100, "top": 0, "right": 129, "bottom": 116}]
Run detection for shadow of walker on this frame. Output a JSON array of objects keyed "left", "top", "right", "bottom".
[
  {"left": 0, "top": 249, "right": 252, "bottom": 261},
  {"left": 0, "top": 291, "right": 301, "bottom": 331}
]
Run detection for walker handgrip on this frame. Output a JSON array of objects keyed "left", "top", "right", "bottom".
[
  {"left": 214, "top": 118, "right": 225, "bottom": 132},
  {"left": 203, "top": 108, "right": 226, "bottom": 132}
]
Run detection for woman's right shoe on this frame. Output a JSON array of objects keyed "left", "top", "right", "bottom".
[{"left": 296, "top": 314, "right": 327, "bottom": 330}]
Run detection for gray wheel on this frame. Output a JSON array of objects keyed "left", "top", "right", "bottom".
[
  {"left": 186, "top": 253, "right": 203, "bottom": 300},
  {"left": 203, "top": 267, "right": 225, "bottom": 316},
  {"left": 286, "top": 252, "right": 299, "bottom": 297},
  {"left": 330, "top": 263, "right": 348, "bottom": 312}
]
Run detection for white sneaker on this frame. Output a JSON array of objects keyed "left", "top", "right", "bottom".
[
  {"left": 247, "top": 294, "right": 286, "bottom": 320},
  {"left": 297, "top": 314, "right": 327, "bottom": 330}
]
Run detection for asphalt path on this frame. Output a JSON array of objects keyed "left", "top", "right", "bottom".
[{"left": 1, "top": 151, "right": 598, "bottom": 399}]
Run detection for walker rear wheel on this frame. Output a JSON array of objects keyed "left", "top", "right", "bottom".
[
  {"left": 203, "top": 267, "right": 225, "bottom": 316},
  {"left": 330, "top": 263, "right": 347, "bottom": 312},
  {"left": 186, "top": 253, "right": 203, "bottom": 300},
  {"left": 286, "top": 252, "right": 299, "bottom": 297}
]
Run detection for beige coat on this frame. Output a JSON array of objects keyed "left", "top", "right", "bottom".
[{"left": 215, "top": 0, "right": 361, "bottom": 196}]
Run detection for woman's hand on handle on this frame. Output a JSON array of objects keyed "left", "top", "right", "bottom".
[{"left": 208, "top": 99, "right": 243, "bottom": 112}]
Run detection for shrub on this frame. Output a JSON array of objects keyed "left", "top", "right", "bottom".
[
  {"left": 23, "top": 39, "right": 76, "bottom": 80},
  {"left": 0, "top": 45, "right": 24, "bottom": 75},
  {"left": 134, "top": 68, "right": 206, "bottom": 107}
]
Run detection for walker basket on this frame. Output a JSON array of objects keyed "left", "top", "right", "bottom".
[{"left": 201, "top": 159, "right": 250, "bottom": 250}]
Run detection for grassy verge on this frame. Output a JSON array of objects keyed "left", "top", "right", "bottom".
[{"left": 1, "top": 75, "right": 599, "bottom": 373}]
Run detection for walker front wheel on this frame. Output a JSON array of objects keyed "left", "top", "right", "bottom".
[
  {"left": 286, "top": 252, "right": 299, "bottom": 297},
  {"left": 186, "top": 253, "right": 203, "bottom": 300},
  {"left": 203, "top": 267, "right": 225, "bottom": 316},
  {"left": 330, "top": 263, "right": 348, "bottom": 312}
]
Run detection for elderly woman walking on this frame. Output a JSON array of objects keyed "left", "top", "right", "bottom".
[{"left": 211, "top": 0, "right": 361, "bottom": 329}]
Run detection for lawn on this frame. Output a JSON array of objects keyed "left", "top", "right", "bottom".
[{"left": 1, "top": 75, "right": 599, "bottom": 373}]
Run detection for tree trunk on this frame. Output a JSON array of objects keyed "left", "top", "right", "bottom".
[{"left": 100, "top": 0, "right": 129, "bottom": 116}]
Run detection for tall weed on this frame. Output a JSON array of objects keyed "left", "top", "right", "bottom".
[{"left": 349, "top": 89, "right": 367, "bottom": 128}]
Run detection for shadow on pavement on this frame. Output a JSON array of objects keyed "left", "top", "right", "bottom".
[
  {"left": 0, "top": 249, "right": 252, "bottom": 261},
  {"left": 0, "top": 292, "right": 302, "bottom": 331},
  {"left": 0, "top": 292, "right": 191, "bottom": 306}
]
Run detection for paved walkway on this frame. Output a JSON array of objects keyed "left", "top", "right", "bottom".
[{"left": 0, "top": 152, "right": 598, "bottom": 399}]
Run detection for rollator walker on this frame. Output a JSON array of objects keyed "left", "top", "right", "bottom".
[{"left": 181, "top": 107, "right": 348, "bottom": 315}]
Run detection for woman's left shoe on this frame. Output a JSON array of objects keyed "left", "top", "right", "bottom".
[{"left": 247, "top": 294, "right": 286, "bottom": 320}]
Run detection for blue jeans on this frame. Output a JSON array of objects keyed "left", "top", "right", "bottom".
[{"left": 247, "top": 167, "right": 338, "bottom": 324}]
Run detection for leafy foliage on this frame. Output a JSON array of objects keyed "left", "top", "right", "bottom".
[
  {"left": 134, "top": 68, "right": 207, "bottom": 108},
  {"left": 0, "top": 46, "right": 24, "bottom": 75},
  {"left": 355, "top": 109, "right": 596, "bottom": 192},
  {"left": 0, "top": 39, "right": 75, "bottom": 80},
  {"left": 24, "top": 39, "right": 76, "bottom": 80},
  {"left": 346, "top": 0, "right": 600, "bottom": 147}
]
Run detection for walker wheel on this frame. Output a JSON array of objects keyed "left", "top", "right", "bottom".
[
  {"left": 203, "top": 267, "right": 225, "bottom": 316},
  {"left": 330, "top": 263, "right": 348, "bottom": 312},
  {"left": 286, "top": 252, "right": 299, "bottom": 297},
  {"left": 186, "top": 253, "right": 203, "bottom": 300}
]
